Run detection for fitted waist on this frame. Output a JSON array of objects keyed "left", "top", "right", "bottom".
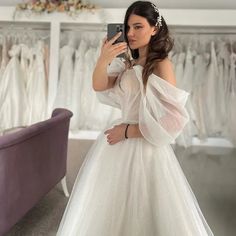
[{"left": 107, "top": 118, "right": 139, "bottom": 127}]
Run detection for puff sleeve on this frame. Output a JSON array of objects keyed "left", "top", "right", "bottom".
[
  {"left": 135, "top": 67, "right": 189, "bottom": 147},
  {"left": 96, "top": 58, "right": 125, "bottom": 108}
]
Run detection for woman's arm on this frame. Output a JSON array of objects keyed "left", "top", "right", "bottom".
[
  {"left": 126, "top": 124, "right": 143, "bottom": 138},
  {"left": 104, "top": 123, "right": 143, "bottom": 145},
  {"left": 92, "top": 33, "right": 127, "bottom": 91},
  {"left": 92, "top": 58, "right": 117, "bottom": 91}
]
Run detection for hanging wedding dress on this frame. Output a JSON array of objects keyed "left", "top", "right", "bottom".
[
  {"left": 192, "top": 53, "right": 209, "bottom": 140},
  {"left": 70, "top": 39, "right": 88, "bottom": 130},
  {"left": 20, "top": 44, "right": 30, "bottom": 86},
  {"left": 228, "top": 52, "right": 236, "bottom": 145},
  {"left": 205, "top": 41, "right": 221, "bottom": 136},
  {"left": 1, "top": 36, "right": 10, "bottom": 71},
  {"left": 176, "top": 49, "right": 197, "bottom": 147},
  {"left": 217, "top": 41, "right": 230, "bottom": 137},
  {"left": 27, "top": 40, "right": 47, "bottom": 124},
  {"left": 0, "top": 44, "right": 29, "bottom": 131},
  {"left": 0, "top": 44, "right": 2, "bottom": 67},
  {"left": 78, "top": 46, "right": 96, "bottom": 129},
  {"left": 83, "top": 41, "right": 119, "bottom": 130},
  {"left": 54, "top": 44, "right": 75, "bottom": 110},
  {"left": 57, "top": 58, "right": 214, "bottom": 236},
  {"left": 0, "top": 37, "right": 10, "bottom": 105}
]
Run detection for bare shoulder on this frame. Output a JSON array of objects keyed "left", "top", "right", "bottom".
[{"left": 153, "top": 58, "right": 176, "bottom": 86}]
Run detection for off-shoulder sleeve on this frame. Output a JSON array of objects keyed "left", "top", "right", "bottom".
[
  {"left": 136, "top": 67, "right": 189, "bottom": 147},
  {"left": 96, "top": 58, "right": 125, "bottom": 108}
]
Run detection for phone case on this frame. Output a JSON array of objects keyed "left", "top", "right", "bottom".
[
  {"left": 107, "top": 24, "right": 125, "bottom": 58},
  {"left": 107, "top": 23, "right": 125, "bottom": 44}
]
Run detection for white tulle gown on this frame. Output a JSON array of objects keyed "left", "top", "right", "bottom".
[
  {"left": 57, "top": 58, "right": 214, "bottom": 236},
  {"left": 0, "top": 44, "right": 29, "bottom": 131}
]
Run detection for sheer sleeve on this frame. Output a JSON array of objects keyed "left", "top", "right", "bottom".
[
  {"left": 138, "top": 70, "right": 189, "bottom": 147},
  {"left": 96, "top": 58, "right": 125, "bottom": 108}
]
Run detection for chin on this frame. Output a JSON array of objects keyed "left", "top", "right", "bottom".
[{"left": 129, "top": 45, "right": 138, "bottom": 50}]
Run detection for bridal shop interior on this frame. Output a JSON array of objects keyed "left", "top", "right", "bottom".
[{"left": 0, "top": 0, "right": 236, "bottom": 235}]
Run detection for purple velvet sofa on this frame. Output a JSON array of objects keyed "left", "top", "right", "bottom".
[{"left": 0, "top": 108, "right": 73, "bottom": 235}]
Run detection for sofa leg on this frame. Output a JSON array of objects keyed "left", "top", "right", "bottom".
[{"left": 61, "top": 176, "right": 70, "bottom": 197}]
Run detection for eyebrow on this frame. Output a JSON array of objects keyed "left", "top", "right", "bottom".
[{"left": 128, "top": 23, "right": 143, "bottom": 26}]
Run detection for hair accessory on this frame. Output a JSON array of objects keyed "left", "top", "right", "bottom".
[{"left": 151, "top": 3, "right": 162, "bottom": 28}]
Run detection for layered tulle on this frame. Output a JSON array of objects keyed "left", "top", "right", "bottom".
[{"left": 57, "top": 58, "right": 214, "bottom": 236}]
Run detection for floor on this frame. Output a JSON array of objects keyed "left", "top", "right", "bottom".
[{"left": 6, "top": 140, "right": 236, "bottom": 236}]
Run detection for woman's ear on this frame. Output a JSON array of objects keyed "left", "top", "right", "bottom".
[{"left": 151, "top": 26, "right": 158, "bottom": 36}]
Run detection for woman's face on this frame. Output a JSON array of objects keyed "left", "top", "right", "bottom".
[{"left": 126, "top": 14, "right": 157, "bottom": 50}]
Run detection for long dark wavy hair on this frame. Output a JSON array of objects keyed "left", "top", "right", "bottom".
[{"left": 124, "top": 1, "right": 173, "bottom": 87}]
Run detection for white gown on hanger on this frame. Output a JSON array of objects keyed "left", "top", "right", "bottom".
[
  {"left": 205, "top": 41, "right": 221, "bottom": 135},
  {"left": 0, "top": 44, "right": 29, "bottom": 131},
  {"left": 27, "top": 40, "right": 47, "bottom": 124},
  {"left": 84, "top": 42, "right": 120, "bottom": 130},
  {"left": 70, "top": 39, "right": 88, "bottom": 130},
  {"left": 57, "top": 58, "right": 214, "bottom": 236},
  {"left": 79, "top": 44, "right": 118, "bottom": 131},
  {"left": 78, "top": 46, "right": 96, "bottom": 129},
  {"left": 176, "top": 49, "right": 197, "bottom": 147},
  {"left": 20, "top": 44, "right": 30, "bottom": 86},
  {"left": 191, "top": 54, "right": 208, "bottom": 140},
  {"left": 54, "top": 44, "right": 75, "bottom": 110},
  {"left": 0, "top": 37, "right": 9, "bottom": 106},
  {"left": 217, "top": 42, "right": 230, "bottom": 137},
  {"left": 228, "top": 52, "right": 236, "bottom": 145}
]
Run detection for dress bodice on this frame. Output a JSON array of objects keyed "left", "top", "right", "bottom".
[
  {"left": 97, "top": 58, "right": 189, "bottom": 147},
  {"left": 60, "top": 45, "right": 75, "bottom": 67},
  {"left": 115, "top": 68, "right": 141, "bottom": 123},
  {"left": 8, "top": 45, "right": 21, "bottom": 58}
]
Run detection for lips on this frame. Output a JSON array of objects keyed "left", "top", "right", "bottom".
[{"left": 128, "top": 39, "right": 136, "bottom": 44}]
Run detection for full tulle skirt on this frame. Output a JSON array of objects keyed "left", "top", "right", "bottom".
[{"left": 57, "top": 125, "right": 213, "bottom": 236}]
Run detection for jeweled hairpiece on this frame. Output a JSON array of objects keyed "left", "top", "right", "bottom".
[{"left": 151, "top": 3, "right": 162, "bottom": 28}]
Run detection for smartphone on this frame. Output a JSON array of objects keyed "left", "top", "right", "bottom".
[
  {"left": 107, "top": 23, "right": 125, "bottom": 43},
  {"left": 107, "top": 23, "right": 125, "bottom": 58}
]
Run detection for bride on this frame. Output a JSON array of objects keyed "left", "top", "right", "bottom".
[{"left": 57, "top": 1, "right": 214, "bottom": 235}]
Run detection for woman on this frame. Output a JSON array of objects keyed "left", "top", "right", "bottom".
[{"left": 57, "top": 1, "right": 214, "bottom": 235}]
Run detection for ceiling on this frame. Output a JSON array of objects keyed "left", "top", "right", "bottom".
[{"left": 1, "top": 0, "right": 236, "bottom": 9}]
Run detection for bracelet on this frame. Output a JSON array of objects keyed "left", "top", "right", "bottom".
[{"left": 125, "top": 124, "right": 130, "bottom": 139}]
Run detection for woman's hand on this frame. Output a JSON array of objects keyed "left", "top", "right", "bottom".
[
  {"left": 98, "top": 32, "right": 127, "bottom": 65},
  {"left": 104, "top": 123, "right": 143, "bottom": 145},
  {"left": 104, "top": 123, "right": 127, "bottom": 145}
]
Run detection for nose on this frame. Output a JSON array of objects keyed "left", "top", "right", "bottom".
[{"left": 127, "top": 28, "right": 134, "bottom": 38}]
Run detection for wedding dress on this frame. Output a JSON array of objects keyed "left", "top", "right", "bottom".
[
  {"left": 0, "top": 37, "right": 10, "bottom": 107},
  {"left": 54, "top": 44, "right": 75, "bottom": 110},
  {"left": 70, "top": 39, "right": 88, "bottom": 130},
  {"left": 205, "top": 42, "right": 221, "bottom": 136},
  {"left": 176, "top": 49, "right": 197, "bottom": 147},
  {"left": 27, "top": 41, "right": 47, "bottom": 124},
  {"left": 57, "top": 58, "right": 214, "bottom": 236},
  {"left": 0, "top": 44, "right": 29, "bottom": 131},
  {"left": 83, "top": 43, "right": 120, "bottom": 130},
  {"left": 191, "top": 53, "right": 209, "bottom": 140},
  {"left": 217, "top": 42, "right": 230, "bottom": 137},
  {"left": 228, "top": 53, "right": 236, "bottom": 145}
]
